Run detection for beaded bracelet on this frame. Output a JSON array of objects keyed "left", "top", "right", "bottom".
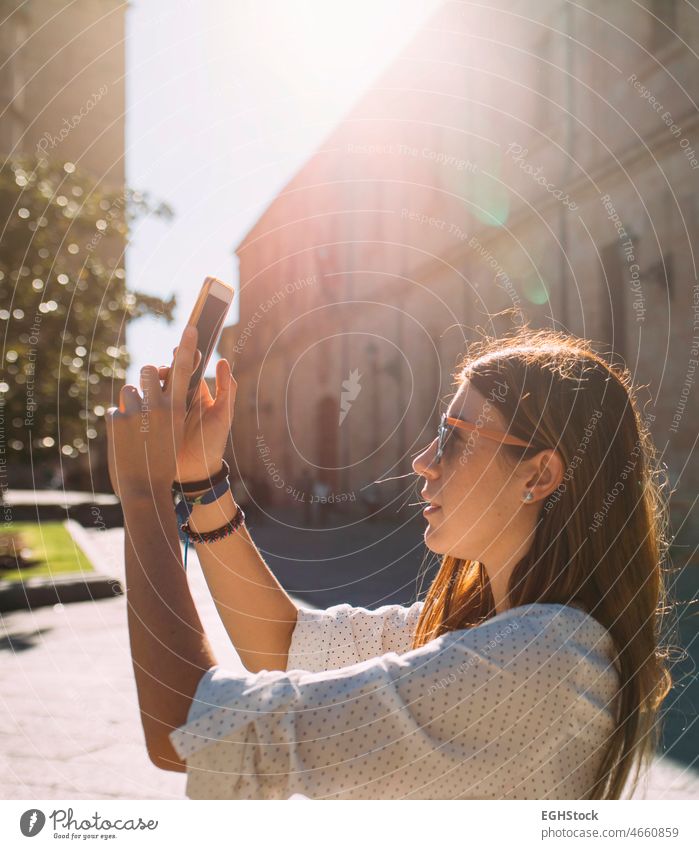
[
  {"left": 179, "top": 503, "right": 246, "bottom": 568},
  {"left": 172, "top": 461, "right": 244, "bottom": 570}
]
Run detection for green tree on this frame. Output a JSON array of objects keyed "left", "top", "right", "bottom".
[{"left": 0, "top": 155, "right": 176, "bottom": 486}]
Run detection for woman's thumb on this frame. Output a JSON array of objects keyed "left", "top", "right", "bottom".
[{"left": 214, "top": 359, "right": 236, "bottom": 421}]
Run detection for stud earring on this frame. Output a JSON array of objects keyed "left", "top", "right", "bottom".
[{"left": 523, "top": 490, "right": 534, "bottom": 502}]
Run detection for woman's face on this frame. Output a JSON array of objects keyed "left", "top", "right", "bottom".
[{"left": 412, "top": 379, "right": 532, "bottom": 561}]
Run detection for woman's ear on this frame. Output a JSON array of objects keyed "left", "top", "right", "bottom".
[{"left": 524, "top": 449, "right": 565, "bottom": 502}]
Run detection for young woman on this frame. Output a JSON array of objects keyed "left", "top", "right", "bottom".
[{"left": 106, "top": 324, "right": 672, "bottom": 800}]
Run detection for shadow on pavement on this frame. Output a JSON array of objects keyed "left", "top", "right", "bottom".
[{"left": 0, "top": 627, "right": 54, "bottom": 652}]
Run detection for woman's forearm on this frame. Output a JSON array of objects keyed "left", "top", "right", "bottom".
[
  {"left": 186, "top": 489, "right": 298, "bottom": 672},
  {"left": 122, "top": 488, "right": 217, "bottom": 770}
]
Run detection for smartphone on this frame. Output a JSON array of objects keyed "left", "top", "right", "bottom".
[{"left": 164, "top": 276, "right": 235, "bottom": 417}]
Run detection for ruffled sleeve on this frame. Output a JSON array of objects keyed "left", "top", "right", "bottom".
[
  {"left": 286, "top": 601, "right": 424, "bottom": 672},
  {"left": 167, "top": 604, "right": 620, "bottom": 800}
]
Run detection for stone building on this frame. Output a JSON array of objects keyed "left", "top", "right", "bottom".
[
  {"left": 0, "top": 0, "right": 125, "bottom": 185},
  {"left": 219, "top": 0, "right": 698, "bottom": 536}
]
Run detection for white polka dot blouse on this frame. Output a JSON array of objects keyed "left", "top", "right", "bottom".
[{"left": 168, "top": 601, "right": 620, "bottom": 799}]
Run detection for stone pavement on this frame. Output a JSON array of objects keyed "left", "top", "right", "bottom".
[
  {"left": 0, "top": 522, "right": 245, "bottom": 800},
  {"left": 0, "top": 523, "right": 697, "bottom": 800}
]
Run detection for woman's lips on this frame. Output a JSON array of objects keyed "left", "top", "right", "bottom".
[{"left": 423, "top": 504, "right": 441, "bottom": 516}]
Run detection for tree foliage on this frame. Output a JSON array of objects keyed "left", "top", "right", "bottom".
[{"left": 0, "top": 155, "right": 176, "bottom": 472}]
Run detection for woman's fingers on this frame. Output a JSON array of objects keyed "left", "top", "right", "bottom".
[
  {"left": 168, "top": 326, "right": 198, "bottom": 404},
  {"left": 213, "top": 359, "right": 236, "bottom": 423},
  {"left": 214, "top": 358, "right": 232, "bottom": 397},
  {"left": 119, "top": 384, "right": 142, "bottom": 414},
  {"left": 140, "top": 365, "right": 160, "bottom": 400},
  {"left": 192, "top": 376, "right": 214, "bottom": 407},
  {"left": 104, "top": 407, "right": 121, "bottom": 497},
  {"left": 172, "top": 346, "right": 202, "bottom": 370},
  {"left": 168, "top": 344, "right": 201, "bottom": 397}
]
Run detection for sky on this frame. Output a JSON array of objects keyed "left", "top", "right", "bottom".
[{"left": 125, "top": 0, "right": 444, "bottom": 385}]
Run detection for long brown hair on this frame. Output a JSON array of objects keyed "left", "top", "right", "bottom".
[{"left": 412, "top": 325, "right": 673, "bottom": 799}]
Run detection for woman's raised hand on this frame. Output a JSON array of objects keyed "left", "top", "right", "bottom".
[
  {"left": 106, "top": 325, "right": 203, "bottom": 499},
  {"left": 158, "top": 341, "right": 237, "bottom": 486},
  {"left": 105, "top": 324, "right": 237, "bottom": 499}
]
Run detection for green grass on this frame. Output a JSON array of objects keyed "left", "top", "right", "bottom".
[{"left": 0, "top": 522, "right": 94, "bottom": 582}]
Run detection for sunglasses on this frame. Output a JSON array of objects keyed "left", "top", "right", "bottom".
[{"left": 434, "top": 413, "right": 531, "bottom": 463}]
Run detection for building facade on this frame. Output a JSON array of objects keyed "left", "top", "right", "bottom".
[
  {"left": 0, "top": 0, "right": 126, "bottom": 185},
  {"left": 219, "top": 0, "right": 698, "bottom": 535}
]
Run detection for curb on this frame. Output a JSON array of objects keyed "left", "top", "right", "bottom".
[
  {"left": 0, "top": 519, "right": 124, "bottom": 612},
  {"left": 64, "top": 518, "right": 123, "bottom": 581},
  {"left": 0, "top": 571, "right": 123, "bottom": 612}
]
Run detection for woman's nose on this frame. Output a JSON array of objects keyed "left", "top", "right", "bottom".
[{"left": 412, "top": 439, "right": 440, "bottom": 477}]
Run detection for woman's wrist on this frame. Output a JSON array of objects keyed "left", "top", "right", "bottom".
[
  {"left": 187, "top": 488, "right": 239, "bottom": 534},
  {"left": 173, "top": 462, "right": 228, "bottom": 491},
  {"left": 120, "top": 482, "right": 173, "bottom": 503}
]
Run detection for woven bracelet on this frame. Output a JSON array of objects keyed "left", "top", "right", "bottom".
[{"left": 174, "top": 476, "right": 231, "bottom": 530}]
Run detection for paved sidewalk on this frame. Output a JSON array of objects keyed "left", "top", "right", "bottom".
[
  {"left": 0, "top": 524, "right": 244, "bottom": 800},
  {"left": 0, "top": 524, "right": 697, "bottom": 800}
]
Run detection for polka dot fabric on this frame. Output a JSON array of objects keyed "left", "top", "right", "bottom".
[
  {"left": 168, "top": 602, "right": 620, "bottom": 800},
  {"left": 287, "top": 601, "right": 425, "bottom": 671}
]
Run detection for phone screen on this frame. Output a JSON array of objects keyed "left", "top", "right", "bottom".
[{"left": 185, "top": 292, "right": 230, "bottom": 414}]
